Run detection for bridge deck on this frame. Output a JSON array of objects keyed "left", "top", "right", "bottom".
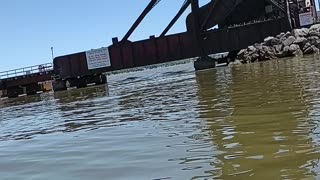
[
  {"left": 0, "top": 63, "right": 53, "bottom": 80},
  {"left": 0, "top": 63, "right": 53, "bottom": 90}
]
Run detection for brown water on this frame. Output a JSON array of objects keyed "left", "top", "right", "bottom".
[{"left": 1, "top": 56, "right": 320, "bottom": 180}]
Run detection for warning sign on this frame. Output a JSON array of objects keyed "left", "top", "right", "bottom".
[
  {"left": 299, "top": 12, "right": 314, "bottom": 26},
  {"left": 86, "top": 47, "right": 111, "bottom": 70}
]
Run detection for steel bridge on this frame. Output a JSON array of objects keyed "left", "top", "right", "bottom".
[{"left": 0, "top": 0, "right": 317, "bottom": 98}]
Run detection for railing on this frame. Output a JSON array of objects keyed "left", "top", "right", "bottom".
[{"left": 0, "top": 63, "right": 53, "bottom": 80}]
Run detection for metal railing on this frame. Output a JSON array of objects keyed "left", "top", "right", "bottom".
[{"left": 0, "top": 63, "right": 53, "bottom": 80}]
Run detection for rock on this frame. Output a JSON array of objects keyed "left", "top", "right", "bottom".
[
  {"left": 308, "top": 36, "right": 320, "bottom": 46},
  {"left": 258, "top": 46, "right": 276, "bottom": 60},
  {"left": 293, "top": 37, "right": 308, "bottom": 49},
  {"left": 293, "top": 28, "right": 309, "bottom": 38},
  {"left": 229, "top": 60, "right": 242, "bottom": 66},
  {"left": 282, "top": 36, "right": 296, "bottom": 47},
  {"left": 276, "top": 32, "right": 285, "bottom": 39},
  {"left": 308, "top": 24, "right": 320, "bottom": 37},
  {"left": 273, "top": 44, "right": 282, "bottom": 52},
  {"left": 302, "top": 28, "right": 310, "bottom": 36},
  {"left": 237, "top": 49, "right": 247, "bottom": 59},
  {"left": 293, "top": 49, "right": 303, "bottom": 56},
  {"left": 251, "top": 53, "right": 259, "bottom": 62},
  {"left": 229, "top": 59, "right": 242, "bottom": 66},
  {"left": 264, "top": 36, "right": 273, "bottom": 42},
  {"left": 303, "top": 42, "right": 311, "bottom": 51},
  {"left": 276, "top": 46, "right": 290, "bottom": 57},
  {"left": 280, "top": 32, "right": 293, "bottom": 42},
  {"left": 264, "top": 36, "right": 281, "bottom": 46},
  {"left": 309, "top": 24, "right": 320, "bottom": 32},
  {"left": 309, "top": 30, "right": 320, "bottom": 37},
  {"left": 267, "top": 46, "right": 276, "bottom": 59},
  {"left": 304, "top": 45, "right": 319, "bottom": 54},
  {"left": 254, "top": 43, "right": 263, "bottom": 50},
  {"left": 247, "top": 45, "right": 256, "bottom": 52},
  {"left": 263, "top": 36, "right": 273, "bottom": 45},
  {"left": 235, "top": 25, "right": 320, "bottom": 62},
  {"left": 283, "top": 46, "right": 290, "bottom": 54},
  {"left": 289, "top": 44, "right": 301, "bottom": 55},
  {"left": 284, "top": 31, "right": 292, "bottom": 38},
  {"left": 275, "top": 52, "right": 284, "bottom": 58}
]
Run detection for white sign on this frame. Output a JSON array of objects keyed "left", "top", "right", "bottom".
[
  {"left": 299, "top": 12, "right": 314, "bottom": 26},
  {"left": 86, "top": 47, "right": 111, "bottom": 70}
]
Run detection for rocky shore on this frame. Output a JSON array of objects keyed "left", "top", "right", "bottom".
[{"left": 236, "top": 24, "right": 320, "bottom": 63}]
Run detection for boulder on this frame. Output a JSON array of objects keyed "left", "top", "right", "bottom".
[
  {"left": 254, "top": 43, "right": 263, "bottom": 50},
  {"left": 303, "top": 42, "right": 311, "bottom": 51},
  {"left": 289, "top": 44, "right": 301, "bottom": 55},
  {"left": 251, "top": 53, "right": 260, "bottom": 62},
  {"left": 282, "top": 36, "right": 296, "bottom": 47},
  {"left": 276, "top": 32, "right": 285, "bottom": 39},
  {"left": 276, "top": 46, "right": 290, "bottom": 58},
  {"left": 237, "top": 49, "right": 247, "bottom": 59},
  {"left": 229, "top": 59, "right": 242, "bottom": 66},
  {"left": 284, "top": 31, "right": 292, "bottom": 38},
  {"left": 309, "top": 24, "right": 320, "bottom": 32},
  {"left": 264, "top": 36, "right": 281, "bottom": 46},
  {"left": 293, "top": 28, "right": 309, "bottom": 38},
  {"left": 273, "top": 44, "right": 282, "bottom": 52},
  {"left": 304, "top": 45, "right": 319, "bottom": 54},
  {"left": 279, "top": 32, "right": 291, "bottom": 42},
  {"left": 308, "top": 30, "right": 320, "bottom": 37},
  {"left": 258, "top": 46, "right": 276, "bottom": 60},
  {"left": 314, "top": 47, "right": 320, "bottom": 54},
  {"left": 308, "top": 36, "right": 320, "bottom": 46},
  {"left": 294, "top": 49, "right": 303, "bottom": 56},
  {"left": 267, "top": 46, "right": 276, "bottom": 59},
  {"left": 293, "top": 37, "right": 308, "bottom": 49},
  {"left": 308, "top": 24, "right": 320, "bottom": 37},
  {"left": 247, "top": 45, "right": 256, "bottom": 52},
  {"left": 242, "top": 53, "right": 257, "bottom": 63}
]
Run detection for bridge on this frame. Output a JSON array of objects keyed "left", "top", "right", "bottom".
[
  {"left": 0, "top": 63, "right": 53, "bottom": 98},
  {"left": 0, "top": 0, "right": 317, "bottom": 98}
]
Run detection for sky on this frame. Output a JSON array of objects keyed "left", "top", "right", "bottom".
[
  {"left": 0, "top": 0, "right": 211, "bottom": 72},
  {"left": 0, "top": 0, "right": 319, "bottom": 72}
]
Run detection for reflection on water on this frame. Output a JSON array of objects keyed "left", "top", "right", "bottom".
[
  {"left": 1, "top": 57, "right": 320, "bottom": 179},
  {"left": 196, "top": 58, "right": 320, "bottom": 179}
]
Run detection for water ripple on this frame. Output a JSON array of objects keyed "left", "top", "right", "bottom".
[{"left": 1, "top": 59, "right": 320, "bottom": 179}]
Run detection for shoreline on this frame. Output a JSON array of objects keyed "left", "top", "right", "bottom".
[{"left": 235, "top": 24, "right": 320, "bottom": 64}]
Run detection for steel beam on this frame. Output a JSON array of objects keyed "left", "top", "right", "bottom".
[
  {"left": 160, "top": 0, "right": 191, "bottom": 37},
  {"left": 200, "top": 0, "right": 217, "bottom": 31},
  {"left": 121, "top": 0, "right": 159, "bottom": 42},
  {"left": 190, "top": 0, "right": 206, "bottom": 56}
]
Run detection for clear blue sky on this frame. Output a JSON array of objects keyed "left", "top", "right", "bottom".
[
  {"left": 0, "top": 0, "right": 210, "bottom": 72},
  {"left": 0, "top": 0, "right": 319, "bottom": 72}
]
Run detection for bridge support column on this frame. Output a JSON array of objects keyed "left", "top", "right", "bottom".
[
  {"left": 7, "top": 87, "right": 24, "bottom": 98},
  {"left": 0, "top": 90, "right": 4, "bottom": 98},
  {"left": 194, "top": 56, "right": 216, "bottom": 71},
  {"left": 52, "top": 80, "right": 67, "bottom": 92},
  {"left": 190, "top": 0, "right": 216, "bottom": 71},
  {"left": 25, "top": 83, "right": 42, "bottom": 95}
]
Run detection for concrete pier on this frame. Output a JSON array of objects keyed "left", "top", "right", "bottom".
[{"left": 194, "top": 56, "right": 216, "bottom": 71}]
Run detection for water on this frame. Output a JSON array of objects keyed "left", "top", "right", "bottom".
[{"left": 1, "top": 56, "right": 320, "bottom": 180}]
